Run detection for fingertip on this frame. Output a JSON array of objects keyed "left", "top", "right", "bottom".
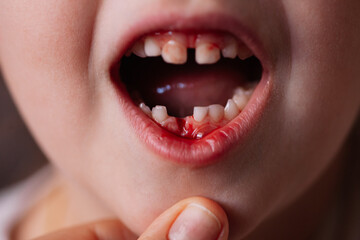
[
  {"left": 177, "top": 197, "right": 229, "bottom": 240},
  {"left": 139, "top": 196, "right": 229, "bottom": 240}
]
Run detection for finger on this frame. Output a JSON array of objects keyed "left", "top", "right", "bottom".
[
  {"left": 139, "top": 196, "right": 229, "bottom": 240},
  {"left": 33, "top": 219, "right": 137, "bottom": 240}
]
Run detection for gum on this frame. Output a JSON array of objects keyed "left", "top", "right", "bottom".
[
  {"left": 159, "top": 115, "right": 230, "bottom": 139},
  {"left": 141, "top": 31, "right": 246, "bottom": 49}
]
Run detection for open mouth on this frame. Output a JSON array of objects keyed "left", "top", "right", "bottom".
[
  {"left": 119, "top": 31, "right": 262, "bottom": 139},
  {"left": 110, "top": 16, "right": 272, "bottom": 165}
]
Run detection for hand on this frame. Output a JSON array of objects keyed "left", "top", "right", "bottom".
[{"left": 33, "top": 197, "right": 229, "bottom": 240}]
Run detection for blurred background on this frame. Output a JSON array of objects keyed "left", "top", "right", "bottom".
[{"left": 0, "top": 73, "right": 47, "bottom": 190}]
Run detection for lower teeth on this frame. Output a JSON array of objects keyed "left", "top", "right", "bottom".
[{"left": 139, "top": 85, "right": 254, "bottom": 139}]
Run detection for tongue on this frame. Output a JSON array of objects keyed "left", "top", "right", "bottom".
[{"left": 121, "top": 53, "right": 250, "bottom": 117}]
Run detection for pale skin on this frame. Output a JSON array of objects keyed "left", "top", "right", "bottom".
[{"left": 0, "top": 0, "right": 359, "bottom": 240}]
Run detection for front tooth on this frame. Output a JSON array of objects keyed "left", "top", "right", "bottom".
[
  {"left": 162, "top": 40, "right": 187, "bottom": 64},
  {"left": 152, "top": 105, "right": 169, "bottom": 123},
  {"left": 238, "top": 44, "right": 253, "bottom": 60},
  {"left": 132, "top": 41, "right": 146, "bottom": 58},
  {"left": 139, "top": 103, "right": 152, "bottom": 117},
  {"left": 208, "top": 104, "right": 224, "bottom": 122},
  {"left": 144, "top": 37, "right": 162, "bottom": 57},
  {"left": 193, "top": 106, "right": 208, "bottom": 122},
  {"left": 196, "top": 43, "right": 221, "bottom": 64},
  {"left": 224, "top": 99, "right": 240, "bottom": 120},
  {"left": 222, "top": 39, "right": 238, "bottom": 59}
]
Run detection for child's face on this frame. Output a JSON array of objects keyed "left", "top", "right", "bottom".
[{"left": 1, "top": 0, "right": 359, "bottom": 238}]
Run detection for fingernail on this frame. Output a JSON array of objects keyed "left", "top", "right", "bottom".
[{"left": 168, "top": 203, "right": 222, "bottom": 240}]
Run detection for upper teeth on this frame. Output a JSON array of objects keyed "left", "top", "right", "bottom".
[
  {"left": 195, "top": 43, "right": 221, "bottom": 64},
  {"left": 128, "top": 32, "right": 253, "bottom": 65},
  {"left": 237, "top": 43, "right": 253, "bottom": 60},
  {"left": 221, "top": 36, "right": 238, "bottom": 59},
  {"left": 144, "top": 37, "right": 162, "bottom": 57},
  {"left": 132, "top": 41, "right": 146, "bottom": 58},
  {"left": 162, "top": 40, "right": 187, "bottom": 64}
]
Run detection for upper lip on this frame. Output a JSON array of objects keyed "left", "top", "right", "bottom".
[
  {"left": 108, "top": 12, "right": 273, "bottom": 167},
  {"left": 110, "top": 13, "right": 271, "bottom": 72}
]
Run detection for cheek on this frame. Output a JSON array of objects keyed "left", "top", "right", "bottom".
[
  {"left": 0, "top": 1, "right": 98, "bottom": 164},
  {"left": 270, "top": 0, "right": 360, "bottom": 194},
  {"left": 284, "top": 0, "right": 360, "bottom": 131}
]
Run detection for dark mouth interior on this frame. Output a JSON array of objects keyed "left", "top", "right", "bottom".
[{"left": 119, "top": 49, "right": 263, "bottom": 118}]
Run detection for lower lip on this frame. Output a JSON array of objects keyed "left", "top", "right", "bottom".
[
  {"left": 110, "top": 14, "right": 273, "bottom": 166},
  {"left": 112, "top": 69, "right": 271, "bottom": 166}
]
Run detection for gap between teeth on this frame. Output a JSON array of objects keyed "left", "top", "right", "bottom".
[
  {"left": 128, "top": 32, "right": 254, "bottom": 64},
  {"left": 140, "top": 86, "right": 253, "bottom": 125}
]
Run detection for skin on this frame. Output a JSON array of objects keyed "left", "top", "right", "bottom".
[
  {"left": 0, "top": 0, "right": 359, "bottom": 239},
  {"left": 31, "top": 197, "right": 229, "bottom": 240}
]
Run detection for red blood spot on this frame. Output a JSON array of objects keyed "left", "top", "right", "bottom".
[
  {"left": 207, "top": 43, "right": 219, "bottom": 51},
  {"left": 160, "top": 116, "right": 226, "bottom": 139}
]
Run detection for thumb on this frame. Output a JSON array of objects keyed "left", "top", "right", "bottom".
[{"left": 139, "top": 197, "right": 229, "bottom": 240}]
